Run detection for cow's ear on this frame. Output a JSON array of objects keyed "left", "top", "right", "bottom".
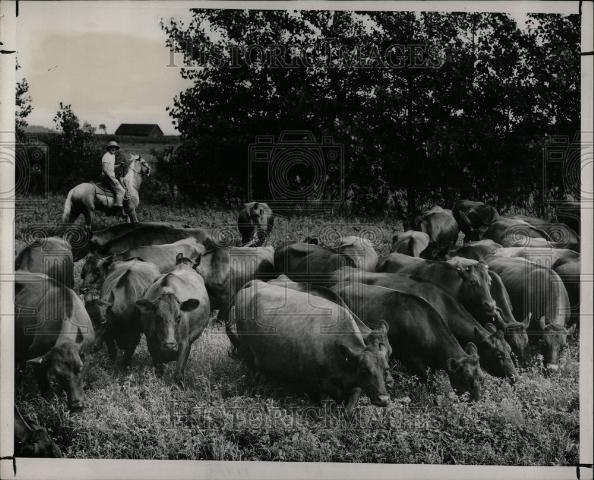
[
  {"left": 176, "top": 252, "right": 184, "bottom": 264},
  {"left": 485, "top": 323, "right": 498, "bottom": 334},
  {"left": 538, "top": 315, "right": 546, "bottom": 330},
  {"left": 26, "top": 352, "right": 49, "bottom": 366},
  {"left": 180, "top": 298, "right": 200, "bottom": 312},
  {"left": 465, "top": 342, "right": 478, "bottom": 356},
  {"left": 75, "top": 327, "right": 84, "bottom": 344},
  {"left": 522, "top": 312, "right": 532, "bottom": 329},
  {"left": 136, "top": 299, "right": 156, "bottom": 313},
  {"left": 446, "top": 358, "right": 458, "bottom": 372}
]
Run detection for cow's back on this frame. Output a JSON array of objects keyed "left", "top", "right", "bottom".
[
  {"left": 15, "top": 272, "right": 94, "bottom": 358},
  {"left": 98, "top": 226, "right": 209, "bottom": 255},
  {"left": 486, "top": 256, "right": 569, "bottom": 329},
  {"left": 15, "top": 237, "right": 74, "bottom": 288},
  {"left": 236, "top": 281, "right": 363, "bottom": 380}
]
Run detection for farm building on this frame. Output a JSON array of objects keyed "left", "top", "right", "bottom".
[{"left": 114, "top": 123, "right": 164, "bottom": 137}]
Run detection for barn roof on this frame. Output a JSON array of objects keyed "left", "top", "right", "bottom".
[{"left": 114, "top": 124, "right": 163, "bottom": 136}]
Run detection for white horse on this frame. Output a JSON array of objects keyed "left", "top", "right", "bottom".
[{"left": 62, "top": 154, "right": 151, "bottom": 227}]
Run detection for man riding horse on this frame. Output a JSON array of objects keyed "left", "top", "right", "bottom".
[{"left": 102, "top": 141, "right": 127, "bottom": 217}]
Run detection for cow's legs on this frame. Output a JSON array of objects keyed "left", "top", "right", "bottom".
[
  {"left": 121, "top": 332, "right": 140, "bottom": 367},
  {"left": 173, "top": 341, "right": 191, "bottom": 387}
]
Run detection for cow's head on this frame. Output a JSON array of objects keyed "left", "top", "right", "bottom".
[
  {"left": 136, "top": 293, "right": 200, "bottom": 361},
  {"left": 80, "top": 253, "right": 114, "bottom": 292},
  {"left": 457, "top": 210, "right": 483, "bottom": 242},
  {"left": 449, "top": 258, "right": 497, "bottom": 321},
  {"left": 339, "top": 323, "right": 391, "bottom": 407},
  {"left": 27, "top": 329, "right": 86, "bottom": 411},
  {"left": 503, "top": 314, "right": 531, "bottom": 367},
  {"left": 475, "top": 324, "right": 516, "bottom": 379},
  {"left": 538, "top": 316, "right": 573, "bottom": 372},
  {"left": 19, "top": 427, "right": 63, "bottom": 458},
  {"left": 364, "top": 320, "right": 393, "bottom": 387},
  {"left": 447, "top": 342, "right": 481, "bottom": 400}
]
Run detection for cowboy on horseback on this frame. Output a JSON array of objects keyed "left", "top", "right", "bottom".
[{"left": 102, "top": 141, "right": 126, "bottom": 216}]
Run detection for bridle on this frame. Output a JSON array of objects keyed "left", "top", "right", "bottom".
[{"left": 127, "top": 157, "right": 151, "bottom": 176}]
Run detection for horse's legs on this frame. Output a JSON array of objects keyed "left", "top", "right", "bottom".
[
  {"left": 128, "top": 208, "right": 138, "bottom": 223},
  {"left": 83, "top": 208, "right": 94, "bottom": 229}
]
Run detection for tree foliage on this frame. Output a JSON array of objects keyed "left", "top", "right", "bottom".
[
  {"left": 16, "top": 60, "right": 33, "bottom": 138},
  {"left": 162, "top": 10, "right": 580, "bottom": 215}
]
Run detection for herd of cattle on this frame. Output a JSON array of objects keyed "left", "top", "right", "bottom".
[{"left": 13, "top": 200, "right": 580, "bottom": 457}]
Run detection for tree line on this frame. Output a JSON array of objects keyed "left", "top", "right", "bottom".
[{"left": 162, "top": 10, "right": 579, "bottom": 218}]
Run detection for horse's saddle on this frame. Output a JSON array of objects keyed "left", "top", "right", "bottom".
[{"left": 92, "top": 181, "right": 129, "bottom": 201}]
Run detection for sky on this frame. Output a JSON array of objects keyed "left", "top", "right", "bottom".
[
  {"left": 16, "top": 1, "right": 577, "bottom": 135},
  {"left": 17, "top": 1, "right": 195, "bottom": 134}
]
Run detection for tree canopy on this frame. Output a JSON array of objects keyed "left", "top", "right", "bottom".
[{"left": 162, "top": 10, "right": 580, "bottom": 216}]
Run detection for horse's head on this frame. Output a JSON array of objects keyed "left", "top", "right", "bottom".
[{"left": 130, "top": 154, "right": 151, "bottom": 176}]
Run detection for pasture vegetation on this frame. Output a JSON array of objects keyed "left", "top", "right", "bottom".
[{"left": 15, "top": 195, "right": 579, "bottom": 464}]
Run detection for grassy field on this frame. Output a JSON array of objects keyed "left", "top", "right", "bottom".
[{"left": 14, "top": 195, "right": 579, "bottom": 464}]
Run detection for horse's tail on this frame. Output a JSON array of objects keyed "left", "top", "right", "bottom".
[{"left": 62, "top": 188, "right": 74, "bottom": 223}]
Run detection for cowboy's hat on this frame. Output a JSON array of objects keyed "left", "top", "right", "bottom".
[{"left": 106, "top": 141, "right": 120, "bottom": 150}]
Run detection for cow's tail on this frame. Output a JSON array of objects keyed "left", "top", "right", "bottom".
[{"left": 62, "top": 189, "right": 74, "bottom": 223}]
